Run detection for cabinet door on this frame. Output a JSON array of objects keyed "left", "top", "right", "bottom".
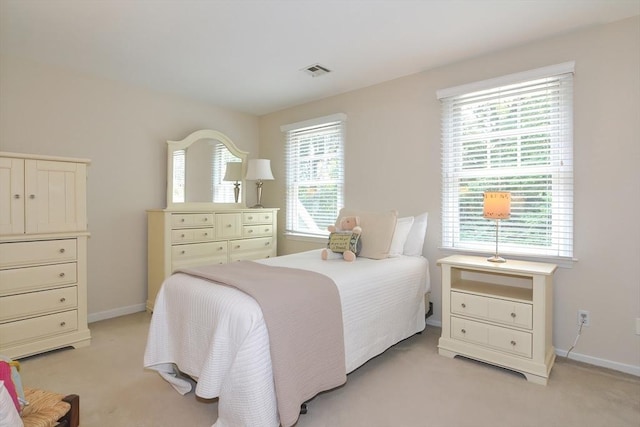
[
  {"left": 0, "top": 157, "right": 25, "bottom": 234},
  {"left": 24, "top": 160, "right": 87, "bottom": 233}
]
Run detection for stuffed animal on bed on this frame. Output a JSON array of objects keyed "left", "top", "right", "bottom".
[{"left": 321, "top": 216, "right": 362, "bottom": 262}]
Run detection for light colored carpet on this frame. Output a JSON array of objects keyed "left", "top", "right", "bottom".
[{"left": 18, "top": 311, "right": 640, "bottom": 427}]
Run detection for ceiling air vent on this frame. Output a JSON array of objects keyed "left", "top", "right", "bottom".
[{"left": 302, "top": 63, "right": 331, "bottom": 77}]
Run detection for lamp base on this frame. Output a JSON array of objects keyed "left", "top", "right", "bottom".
[
  {"left": 250, "top": 204, "right": 265, "bottom": 209},
  {"left": 487, "top": 255, "right": 507, "bottom": 263}
]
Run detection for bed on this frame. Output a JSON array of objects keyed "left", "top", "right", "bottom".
[{"left": 144, "top": 211, "right": 429, "bottom": 427}]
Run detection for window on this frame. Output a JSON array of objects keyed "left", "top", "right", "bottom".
[
  {"left": 438, "top": 62, "right": 574, "bottom": 260},
  {"left": 282, "top": 113, "right": 346, "bottom": 238}
]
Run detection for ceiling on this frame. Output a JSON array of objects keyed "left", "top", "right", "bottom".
[{"left": 1, "top": 0, "right": 638, "bottom": 116}]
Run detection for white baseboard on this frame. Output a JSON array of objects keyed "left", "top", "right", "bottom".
[
  {"left": 556, "top": 348, "right": 640, "bottom": 377},
  {"left": 424, "top": 319, "right": 639, "bottom": 377},
  {"left": 426, "top": 318, "right": 442, "bottom": 328},
  {"left": 88, "top": 303, "right": 146, "bottom": 323}
]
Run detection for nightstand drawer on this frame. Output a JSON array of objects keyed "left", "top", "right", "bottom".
[
  {"left": 0, "top": 286, "right": 77, "bottom": 322},
  {"left": 0, "top": 310, "right": 78, "bottom": 347},
  {"left": 171, "top": 213, "right": 214, "bottom": 228},
  {"left": 451, "top": 291, "right": 533, "bottom": 330},
  {"left": 0, "top": 263, "right": 77, "bottom": 296},
  {"left": 451, "top": 316, "right": 532, "bottom": 358}
]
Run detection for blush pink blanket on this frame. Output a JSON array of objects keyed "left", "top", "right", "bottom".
[{"left": 178, "top": 261, "right": 346, "bottom": 427}]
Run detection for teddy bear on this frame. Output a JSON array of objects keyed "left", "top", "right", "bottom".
[{"left": 321, "top": 216, "right": 362, "bottom": 262}]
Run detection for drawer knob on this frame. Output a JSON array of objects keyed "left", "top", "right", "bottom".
[
  {"left": 235, "top": 245, "right": 241, "bottom": 249},
  {"left": 60, "top": 321, "right": 66, "bottom": 327},
  {"left": 265, "top": 242, "right": 270, "bottom": 246},
  {"left": 511, "top": 312, "right": 516, "bottom": 318},
  {"left": 461, "top": 303, "right": 466, "bottom": 308},
  {"left": 59, "top": 248, "right": 66, "bottom": 253},
  {"left": 226, "top": 224, "right": 232, "bottom": 228},
  {"left": 181, "top": 233, "right": 185, "bottom": 238},
  {"left": 218, "top": 246, "right": 223, "bottom": 250},
  {"left": 461, "top": 329, "right": 466, "bottom": 334},
  {"left": 29, "top": 194, "right": 36, "bottom": 199},
  {"left": 203, "top": 217, "right": 208, "bottom": 221},
  {"left": 265, "top": 216, "right": 270, "bottom": 220},
  {"left": 204, "top": 232, "right": 209, "bottom": 236},
  {"left": 60, "top": 297, "right": 66, "bottom": 303},
  {"left": 59, "top": 272, "right": 65, "bottom": 277},
  {"left": 510, "top": 340, "right": 516, "bottom": 346},
  {"left": 181, "top": 250, "right": 186, "bottom": 254},
  {"left": 13, "top": 194, "right": 20, "bottom": 199},
  {"left": 248, "top": 216, "right": 253, "bottom": 220},
  {"left": 248, "top": 229, "right": 253, "bottom": 233}
]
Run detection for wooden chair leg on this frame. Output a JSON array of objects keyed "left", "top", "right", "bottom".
[{"left": 60, "top": 394, "right": 80, "bottom": 427}]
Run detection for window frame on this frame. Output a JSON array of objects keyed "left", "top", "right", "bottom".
[
  {"left": 281, "top": 113, "right": 346, "bottom": 241},
  {"left": 438, "top": 62, "right": 575, "bottom": 263}
]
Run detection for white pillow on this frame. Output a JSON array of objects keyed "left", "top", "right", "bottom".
[
  {"left": 403, "top": 212, "right": 428, "bottom": 256},
  {"left": 0, "top": 381, "right": 23, "bottom": 427},
  {"left": 388, "top": 216, "right": 414, "bottom": 257}
]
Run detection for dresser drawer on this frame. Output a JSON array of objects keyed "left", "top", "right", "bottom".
[
  {"left": 451, "top": 316, "right": 532, "bottom": 358},
  {"left": 0, "top": 286, "right": 77, "bottom": 322},
  {"left": 0, "top": 239, "right": 77, "bottom": 268},
  {"left": 229, "top": 237, "right": 274, "bottom": 254},
  {"left": 171, "top": 227, "right": 215, "bottom": 243},
  {"left": 0, "top": 310, "right": 78, "bottom": 347},
  {"left": 242, "top": 224, "right": 273, "bottom": 238},
  {"left": 216, "top": 213, "right": 242, "bottom": 239},
  {"left": 171, "top": 213, "right": 214, "bottom": 228},
  {"left": 451, "top": 291, "right": 533, "bottom": 330},
  {"left": 171, "top": 241, "right": 228, "bottom": 262},
  {"left": 0, "top": 263, "right": 77, "bottom": 296},
  {"left": 243, "top": 211, "right": 274, "bottom": 224}
]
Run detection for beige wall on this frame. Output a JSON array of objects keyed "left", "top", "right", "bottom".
[
  {"left": 0, "top": 55, "right": 260, "bottom": 320},
  {"left": 259, "top": 16, "right": 640, "bottom": 373}
]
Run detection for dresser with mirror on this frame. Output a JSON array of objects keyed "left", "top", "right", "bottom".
[{"left": 147, "top": 130, "right": 278, "bottom": 311}]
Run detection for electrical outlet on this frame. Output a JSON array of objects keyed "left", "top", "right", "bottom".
[
  {"left": 636, "top": 318, "right": 640, "bottom": 335},
  {"left": 578, "top": 310, "right": 590, "bottom": 327}
]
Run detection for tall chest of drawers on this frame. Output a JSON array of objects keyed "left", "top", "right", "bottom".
[
  {"left": 438, "top": 255, "right": 557, "bottom": 385},
  {"left": 0, "top": 152, "right": 91, "bottom": 359},
  {"left": 147, "top": 208, "right": 278, "bottom": 311}
]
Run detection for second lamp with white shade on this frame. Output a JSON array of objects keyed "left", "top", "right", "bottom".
[{"left": 245, "top": 159, "right": 274, "bottom": 208}]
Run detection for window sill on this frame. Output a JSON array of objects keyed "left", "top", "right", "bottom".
[{"left": 438, "top": 247, "right": 577, "bottom": 269}]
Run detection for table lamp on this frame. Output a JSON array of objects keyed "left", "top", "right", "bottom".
[
  {"left": 223, "top": 162, "right": 243, "bottom": 203},
  {"left": 245, "top": 159, "right": 274, "bottom": 208},
  {"left": 483, "top": 191, "right": 511, "bottom": 263}
]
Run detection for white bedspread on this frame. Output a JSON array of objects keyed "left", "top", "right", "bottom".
[{"left": 144, "top": 249, "right": 430, "bottom": 427}]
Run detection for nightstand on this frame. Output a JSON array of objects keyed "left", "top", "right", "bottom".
[{"left": 438, "top": 255, "right": 557, "bottom": 385}]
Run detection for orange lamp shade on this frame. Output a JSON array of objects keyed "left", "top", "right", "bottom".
[{"left": 483, "top": 191, "right": 511, "bottom": 219}]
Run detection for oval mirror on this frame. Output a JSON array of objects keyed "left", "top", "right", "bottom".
[{"left": 167, "top": 130, "right": 248, "bottom": 208}]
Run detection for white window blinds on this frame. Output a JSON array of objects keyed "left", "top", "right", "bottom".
[
  {"left": 282, "top": 114, "right": 346, "bottom": 238},
  {"left": 439, "top": 64, "right": 574, "bottom": 259}
]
